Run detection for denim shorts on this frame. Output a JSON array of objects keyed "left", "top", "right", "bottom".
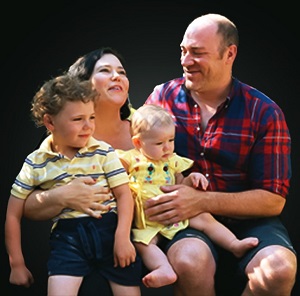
[
  {"left": 161, "top": 216, "right": 296, "bottom": 273},
  {"left": 47, "top": 213, "right": 142, "bottom": 286}
]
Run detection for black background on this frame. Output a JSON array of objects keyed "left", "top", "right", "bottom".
[{"left": 2, "top": 1, "right": 299, "bottom": 295}]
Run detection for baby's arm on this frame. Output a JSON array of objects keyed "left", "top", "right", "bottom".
[{"left": 177, "top": 172, "right": 209, "bottom": 190}]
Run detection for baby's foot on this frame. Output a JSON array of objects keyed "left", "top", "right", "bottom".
[
  {"left": 231, "top": 237, "right": 259, "bottom": 258},
  {"left": 142, "top": 268, "right": 177, "bottom": 288}
]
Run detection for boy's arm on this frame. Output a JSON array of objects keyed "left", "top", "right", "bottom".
[
  {"left": 5, "top": 195, "right": 34, "bottom": 287},
  {"left": 111, "top": 183, "right": 136, "bottom": 268}
]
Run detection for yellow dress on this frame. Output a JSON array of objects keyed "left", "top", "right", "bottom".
[{"left": 118, "top": 148, "right": 193, "bottom": 245}]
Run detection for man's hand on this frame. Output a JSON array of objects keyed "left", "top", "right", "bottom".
[{"left": 144, "top": 184, "right": 203, "bottom": 225}]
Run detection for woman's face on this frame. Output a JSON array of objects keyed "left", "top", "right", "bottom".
[{"left": 91, "top": 53, "right": 129, "bottom": 108}]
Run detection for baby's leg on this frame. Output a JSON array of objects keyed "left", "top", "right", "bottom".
[
  {"left": 48, "top": 275, "right": 83, "bottom": 295},
  {"left": 190, "top": 213, "right": 258, "bottom": 258},
  {"left": 135, "top": 237, "right": 177, "bottom": 288}
]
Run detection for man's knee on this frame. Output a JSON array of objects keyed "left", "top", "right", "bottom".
[
  {"left": 245, "top": 246, "right": 297, "bottom": 294},
  {"left": 167, "top": 238, "right": 215, "bottom": 274}
]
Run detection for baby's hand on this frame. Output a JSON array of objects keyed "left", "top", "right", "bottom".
[{"left": 190, "top": 173, "right": 209, "bottom": 190}]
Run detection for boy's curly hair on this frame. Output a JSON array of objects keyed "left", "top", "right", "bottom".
[{"left": 31, "top": 74, "right": 98, "bottom": 127}]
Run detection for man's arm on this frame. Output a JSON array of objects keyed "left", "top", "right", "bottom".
[{"left": 144, "top": 184, "right": 285, "bottom": 225}]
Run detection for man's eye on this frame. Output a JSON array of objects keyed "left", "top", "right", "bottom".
[{"left": 194, "top": 52, "right": 206, "bottom": 56}]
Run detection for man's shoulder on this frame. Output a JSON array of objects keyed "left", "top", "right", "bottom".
[
  {"left": 151, "top": 77, "right": 185, "bottom": 98},
  {"left": 232, "top": 78, "right": 276, "bottom": 106},
  {"left": 159, "top": 76, "right": 185, "bottom": 88}
]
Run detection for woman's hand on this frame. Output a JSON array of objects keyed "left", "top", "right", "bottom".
[
  {"left": 59, "top": 177, "right": 112, "bottom": 218},
  {"left": 24, "top": 177, "right": 112, "bottom": 220}
]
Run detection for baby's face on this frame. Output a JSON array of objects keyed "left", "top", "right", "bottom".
[{"left": 138, "top": 124, "right": 175, "bottom": 161}]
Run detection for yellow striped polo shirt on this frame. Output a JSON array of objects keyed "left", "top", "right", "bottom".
[{"left": 11, "top": 135, "right": 129, "bottom": 222}]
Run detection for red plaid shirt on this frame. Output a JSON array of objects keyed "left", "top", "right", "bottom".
[{"left": 145, "top": 77, "right": 291, "bottom": 197}]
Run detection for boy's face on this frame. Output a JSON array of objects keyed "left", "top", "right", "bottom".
[
  {"left": 137, "top": 124, "right": 175, "bottom": 161},
  {"left": 49, "top": 100, "right": 95, "bottom": 156}
]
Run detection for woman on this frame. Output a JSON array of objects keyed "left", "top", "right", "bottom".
[
  {"left": 23, "top": 47, "right": 140, "bottom": 295},
  {"left": 68, "top": 47, "right": 134, "bottom": 150}
]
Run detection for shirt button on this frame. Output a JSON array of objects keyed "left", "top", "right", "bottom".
[
  {"left": 197, "top": 127, "right": 200, "bottom": 131},
  {"left": 205, "top": 173, "right": 209, "bottom": 178},
  {"left": 200, "top": 152, "right": 204, "bottom": 156}
]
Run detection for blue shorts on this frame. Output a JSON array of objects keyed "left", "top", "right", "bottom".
[
  {"left": 160, "top": 216, "right": 296, "bottom": 292},
  {"left": 47, "top": 213, "right": 142, "bottom": 286}
]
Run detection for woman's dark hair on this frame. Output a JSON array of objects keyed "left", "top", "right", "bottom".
[{"left": 68, "top": 47, "right": 131, "bottom": 120}]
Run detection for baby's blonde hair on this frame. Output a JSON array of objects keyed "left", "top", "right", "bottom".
[{"left": 131, "top": 104, "right": 174, "bottom": 137}]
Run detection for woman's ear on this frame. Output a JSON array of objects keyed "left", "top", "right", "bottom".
[
  {"left": 132, "top": 135, "right": 141, "bottom": 149},
  {"left": 43, "top": 114, "right": 54, "bottom": 132}
]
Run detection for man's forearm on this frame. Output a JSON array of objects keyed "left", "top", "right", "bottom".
[{"left": 203, "top": 189, "right": 285, "bottom": 218}]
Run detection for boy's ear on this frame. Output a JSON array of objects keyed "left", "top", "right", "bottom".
[
  {"left": 43, "top": 114, "right": 54, "bottom": 131},
  {"left": 132, "top": 135, "right": 141, "bottom": 149}
]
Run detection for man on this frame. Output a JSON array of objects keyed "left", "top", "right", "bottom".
[{"left": 145, "top": 13, "right": 297, "bottom": 295}]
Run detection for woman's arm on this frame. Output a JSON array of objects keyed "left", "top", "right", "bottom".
[{"left": 24, "top": 177, "right": 112, "bottom": 220}]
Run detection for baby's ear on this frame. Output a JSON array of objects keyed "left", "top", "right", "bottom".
[{"left": 132, "top": 135, "right": 141, "bottom": 149}]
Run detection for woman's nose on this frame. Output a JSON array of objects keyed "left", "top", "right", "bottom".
[{"left": 111, "top": 70, "right": 121, "bottom": 80}]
